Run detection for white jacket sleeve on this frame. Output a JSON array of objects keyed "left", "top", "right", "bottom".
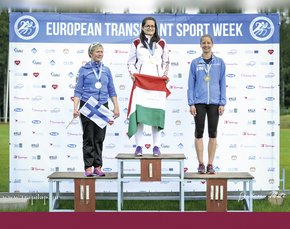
[{"left": 127, "top": 42, "right": 138, "bottom": 75}]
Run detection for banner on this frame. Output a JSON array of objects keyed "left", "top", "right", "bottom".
[{"left": 9, "top": 13, "right": 280, "bottom": 193}]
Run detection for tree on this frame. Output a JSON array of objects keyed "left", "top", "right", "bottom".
[
  {"left": 0, "top": 9, "right": 9, "bottom": 121},
  {"left": 279, "top": 9, "right": 290, "bottom": 111},
  {"left": 259, "top": 8, "right": 290, "bottom": 112}
]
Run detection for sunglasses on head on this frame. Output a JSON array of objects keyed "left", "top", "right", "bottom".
[{"left": 88, "top": 42, "right": 101, "bottom": 53}]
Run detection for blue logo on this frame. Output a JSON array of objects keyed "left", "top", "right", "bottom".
[
  {"left": 14, "top": 108, "right": 23, "bottom": 112},
  {"left": 246, "top": 85, "right": 255, "bottom": 89},
  {"left": 14, "top": 15, "right": 39, "bottom": 40},
  {"left": 249, "top": 16, "right": 274, "bottom": 41},
  {"left": 265, "top": 97, "right": 275, "bottom": 101},
  {"left": 50, "top": 132, "right": 59, "bottom": 136},
  {"left": 67, "top": 144, "right": 77, "bottom": 148}
]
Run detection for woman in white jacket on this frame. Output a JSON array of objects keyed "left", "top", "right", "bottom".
[{"left": 127, "top": 16, "right": 170, "bottom": 156}]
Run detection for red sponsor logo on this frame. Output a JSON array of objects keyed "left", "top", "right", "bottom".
[
  {"left": 15, "top": 60, "right": 21, "bottom": 65},
  {"left": 268, "top": 49, "right": 274, "bottom": 54},
  {"left": 52, "top": 84, "right": 58, "bottom": 89},
  {"left": 33, "top": 72, "right": 39, "bottom": 77},
  {"left": 145, "top": 144, "right": 151, "bottom": 149}
]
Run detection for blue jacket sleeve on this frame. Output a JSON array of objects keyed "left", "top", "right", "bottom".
[
  {"left": 106, "top": 67, "right": 117, "bottom": 98},
  {"left": 74, "top": 67, "right": 84, "bottom": 98},
  {"left": 219, "top": 59, "right": 227, "bottom": 106},
  {"left": 187, "top": 61, "right": 196, "bottom": 106}
]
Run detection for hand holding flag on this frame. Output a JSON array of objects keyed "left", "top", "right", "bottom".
[
  {"left": 79, "top": 96, "right": 115, "bottom": 129},
  {"left": 127, "top": 73, "right": 171, "bottom": 138}
]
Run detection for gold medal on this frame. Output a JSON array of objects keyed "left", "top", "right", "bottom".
[
  {"left": 204, "top": 75, "right": 211, "bottom": 82},
  {"left": 149, "top": 56, "right": 156, "bottom": 64}
]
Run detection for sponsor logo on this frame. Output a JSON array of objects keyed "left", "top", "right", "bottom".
[
  {"left": 49, "top": 132, "right": 59, "bottom": 136},
  {"left": 67, "top": 144, "right": 77, "bottom": 148},
  {"left": 228, "top": 97, "right": 236, "bottom": 101},
  {"left": 246, "top": 61, "right": 256, "bottom": 66},
  {"left": 187, "top": 50, "right": 196, "bottom": 54},
  {"left": 14, "top": 48, "right": 24, "bottom": 53},
  {"left": 14, "top": 108, "right": 23, "bottom": 112},
  {"left": 226, "top": 74, "right": 236, "bottom": 78},
  {"left": 32, "top": 60, "right": 42, "bottom": 65},
  {"left": 265, "top": 97, "right": 275, "bottom": 101},
  {"left": 230, "top": 155, "right": 237, "bottom": 160},
  {"left": 265, "top": 72, "right": 275, "bottom": 78},
  {"left": 246, "top": 85, "right": 255, "bottom": 89},
  {"left": 227, "top": 49, "right": 237, "bottom": 55},
  {"left": 178, "top": 143, "right": 184, "bottom": 149},
  {"left": 14, "top": 60, "right": 21, "bottom": 65}
]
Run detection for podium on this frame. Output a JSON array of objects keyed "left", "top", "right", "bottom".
[
  {"left": 115, "top": 153, "right": 186, "bottom": 211},
  {"left": 48, "top": 172, "right": 118, "bottom": 212},
  {"left": 184, "top": 172, "right": 254, "bottom": 212},
  {"left": 74, "top": 178, "right": 95, "bottom": 212}
]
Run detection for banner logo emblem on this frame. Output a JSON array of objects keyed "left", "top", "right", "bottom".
[
  {"left": 14, "top": 15, "right": 39, "bottom": 40},
  {"left": 249, "top": 16, "right": 274, "bottom": 41}
]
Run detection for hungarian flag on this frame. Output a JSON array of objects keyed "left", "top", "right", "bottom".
[
  {"left": 127, "top": 73, "right": 171, "bottom": 138},
  {"left": 80, "top": 96, "right": 114, "bottom": 129}
]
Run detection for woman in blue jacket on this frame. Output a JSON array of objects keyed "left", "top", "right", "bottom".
[
  {"left": 73, "top": 43, "right": 120, "bottom": 177},
  {"left": 187, "top": 34, "right": 226, "bottom": 174}
]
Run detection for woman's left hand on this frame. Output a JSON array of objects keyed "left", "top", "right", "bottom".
[{"left": 218, "top": 106, "right": 225, "bottom": 116}]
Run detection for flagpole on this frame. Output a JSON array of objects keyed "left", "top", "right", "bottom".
[{"left": 65, "top": 118, "right": 75, "bottom": 129}]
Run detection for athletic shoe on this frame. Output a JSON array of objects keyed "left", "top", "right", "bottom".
[
  {"left": 84, "top": 167, "right": 93, "bottom": 177},
  {"left": 206, "top": 164, "right": 215, "bottom": 174},
  {"left": 94, "top": 166, "right": 105, "bottom": 176},
  {"left": 198, "top": 163, "right": 206, "bottom": 174},
  {"left": 134, "top": 146, "right": 143, "bottom": 156},
  {"left": 153, "top": 146, "right": 161, "bottom": 156}
]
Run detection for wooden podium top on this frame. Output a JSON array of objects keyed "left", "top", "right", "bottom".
[
  {"left": 184, "top": 172, "right": 254, "bottom": 180},
  {"left": 115, "top": 153, "right": 186, "bottom": 160},
  {"left": 48, "top": 172, "right": 118, "bottom": 179}
]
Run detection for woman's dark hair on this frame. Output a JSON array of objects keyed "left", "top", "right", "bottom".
[{"left": 140, "top": 17, "right": 160, "bottom": 49}]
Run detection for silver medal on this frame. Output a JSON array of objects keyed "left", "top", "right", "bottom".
[{"left": 95, "top": 82, "right": 102, "bottom": 89}]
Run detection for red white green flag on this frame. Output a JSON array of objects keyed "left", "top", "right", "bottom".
[{"left": 127, "top": 73, "right": 171, "bottom": 138}]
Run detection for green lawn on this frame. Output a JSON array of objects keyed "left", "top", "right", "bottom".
[
  {"left": 0, "top": 123, "right": 9, "bottom": 191},
  {"left": 0, "top": 116, "right": 289, "bottom": 211},
  {"left": 280, "top": 128, "right": 290, "bottom": 190}
]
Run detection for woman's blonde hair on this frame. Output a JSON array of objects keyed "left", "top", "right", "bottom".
[{"left": 88, "top": 42, "right": 103, "bottom": 57}]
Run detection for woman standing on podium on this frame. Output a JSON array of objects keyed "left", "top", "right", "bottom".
[
  {"left": 73, "top": 42, "right": 120, "bottom": 177},
  {"left": 127, "top": 16, "right": 170, "bottom": 157},
  {"left": 187, "top": 34, "right": 226, "bottom": 174}
]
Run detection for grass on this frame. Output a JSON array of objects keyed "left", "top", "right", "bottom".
[
  {"left": 0, "top": 115, "right": 290, "bottom": 211},
  {"left": 2, "top": 197, "right": 290, "bottom": 212},
  {"left": 280, "top": 129, "right": 290, "bottom": 190},
  {"left": 0, "top": 123, "right": 9, "bottom": 192}
]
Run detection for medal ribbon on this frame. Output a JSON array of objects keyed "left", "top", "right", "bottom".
[
  {"left": 90, "top": 61, "right": 103, "bottom": 83},
  {"left": 145, "top": 41, "right": 156, "bottom": 56},
  {"left": 204, "top": 61, "right": 212, "bottom": 76}
]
